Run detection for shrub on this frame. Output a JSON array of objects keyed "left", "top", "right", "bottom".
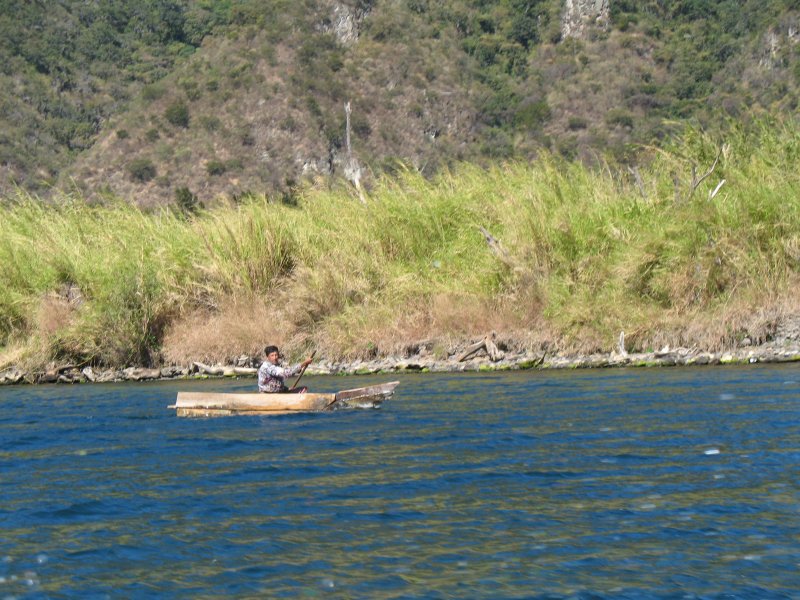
[
  {"left": 206, "top": 160, "right": 226, "bottom": 176},
  {"left": 280, "top": 116, "right": 298, "bottom": 132},
  {"left": 199, "top": 115, "right": 222, "bottom": 131},
  {"left": 605, "top": 108, "right": 635, "bottom": 129},
  {"left": 515, "top": 99, "right": 552, "bottom": 129},
  {"left": 225, "top": 158, "right": 243, "bottom": 171},
  {"left": 556, "top": 135, "right": 578, "bottom": 159},
  {"left": 350, "top": 113, "right": 372, "bottom": 138},
  {"left": 128, "top": 158, "right": 157, "bottom": 182},
  {"left": 116, "top": 129, "right": 129, "bottom": 139},
  {"left": 175, "top": 186, "right": 200, "bottom": 214},
  {"left": 568, "top": 116, "right": 588, "bottom": 130},
  {"left": 180, "top": 80, "right": 202, "bottom": 101},
  {"left": 240, "top": 130, "right": 255, "bottom": 146},
  {"left": 165, "top": 101, "right": 190, "bottom": 128},
  {"left": 142, "top": 84, "right": 166, "bottom": 101}
]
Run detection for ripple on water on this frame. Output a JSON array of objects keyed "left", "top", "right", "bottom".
[{"left": 2, "top": 369, "right": 800, "bottom": 597}]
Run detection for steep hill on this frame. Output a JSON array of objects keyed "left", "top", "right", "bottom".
[{"left": 2, "top": 0, "right": 799, "bottom": 205}]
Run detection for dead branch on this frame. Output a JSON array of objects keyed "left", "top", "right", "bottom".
[
  {"left": 344, "top": 101, "right": 366, "bottom": 203},
  {"left": 455, "top": 339, "right": 486, "bottom": 362},
  {"left": 615, "top": 330, "right": 628, "bottom": 357},
  {"left": 456, "top": 333, "right": 505, "bottom": 362},
  {"left": 193, "top": 361, "right": 224, "bottom": 376},
  {"left": 709, "top": 179, "right": 726, "bottom": 200},
  {"left": 685, "top": 148, "right": 722, "bottom": 202},
  {"left": 479, "top": 226, "right": 511, "bottom": 262}
]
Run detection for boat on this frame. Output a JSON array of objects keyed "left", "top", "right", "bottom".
[{"left": 169, "top": 381, "right": 400, "bottom": 417}]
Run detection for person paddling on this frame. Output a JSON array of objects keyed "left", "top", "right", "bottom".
[{"left": 257, "top": 345, "right": 313, "bottom": 393}]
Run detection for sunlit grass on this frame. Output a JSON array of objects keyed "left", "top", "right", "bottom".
[{"left": 1, "top": 119, "right": 799, "bottom": 369}]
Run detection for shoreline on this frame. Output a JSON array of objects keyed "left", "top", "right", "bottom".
[{"left": 2, "top": 341, "right": 800, "bottom": 386}]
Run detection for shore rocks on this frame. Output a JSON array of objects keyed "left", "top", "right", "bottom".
[
  {"left": 2, "top": 342, "right": 799, "bottom": 386},
  {"left": 0, "top": 367, "right": 25, "bottom": 384}
]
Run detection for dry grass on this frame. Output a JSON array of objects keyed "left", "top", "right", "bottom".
[
  {"left": 161, "top": 296, "right": 283, "bottom": 365},
  {"left": 35, "top": 293, "right": 78, "bottom": 339}
]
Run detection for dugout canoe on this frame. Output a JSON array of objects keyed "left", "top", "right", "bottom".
[{"left": 169, "top": 381, "right": 399, "bottom": 417}]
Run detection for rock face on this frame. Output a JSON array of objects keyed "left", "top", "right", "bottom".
[
  {"left": 561, "top": 0, "right": 610, "bottom": 39},
  {"left": 759, "top": 21, "right": 800, "bottom": 69},
  {"left": 321, "top": 1, "right": 370, "bottom": 46}
]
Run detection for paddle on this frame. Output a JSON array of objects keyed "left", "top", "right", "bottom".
[{"left": 290, "top": 350, "right": 316, "bottom": 390}]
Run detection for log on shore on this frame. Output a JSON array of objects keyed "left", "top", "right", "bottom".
[
  {"left": 192, "top": 362, "right": 245, "bottom": 377},
  {"left": 124, "top": 367, "right": 162, "bottom": 381},
  {"left": 455, "top": 333, "right": 505, "bottom": 362}
]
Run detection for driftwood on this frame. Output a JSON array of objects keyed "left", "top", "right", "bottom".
[
  {"left": 233, "top": 366, "right": 257, "bottom": 375},
  {"left": 192, "top": 362, "right": 249, "bottom": 377},
  {"left": 456, "top": 333, "right": 505, "bottom": 362},
  {"left": 37, "top": 371, "right": 60, "bottom": 384},
  {"left": 124, "top": 368, "right": 162, "bottom": 381},
  {"left": 192, "top": 362, "right": 225, "bottom": 376}
]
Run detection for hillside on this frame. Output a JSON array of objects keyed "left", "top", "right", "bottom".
[{"left": 1, "top": 0, "right": 800, "bottom": 205}]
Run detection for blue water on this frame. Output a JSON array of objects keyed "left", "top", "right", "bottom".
[{"left": 1, "top": 366, "right": 799, "bottom": 599}]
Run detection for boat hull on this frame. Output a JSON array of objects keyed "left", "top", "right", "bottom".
[{"left": 170, "top": 381, "right": 399, "bottom": 417}]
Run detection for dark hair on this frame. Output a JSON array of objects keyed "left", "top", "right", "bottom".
[{"left": 264, "top": 345, "right": 279, "bottom": 356}]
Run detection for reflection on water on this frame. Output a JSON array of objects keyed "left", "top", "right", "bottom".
[{"left": 1, "top": 366, "right": 799, "bottom": 598}]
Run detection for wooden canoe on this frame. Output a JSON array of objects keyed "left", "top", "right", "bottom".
[{"left": 169, "top": 381, "right": 399, "bottom": 417}]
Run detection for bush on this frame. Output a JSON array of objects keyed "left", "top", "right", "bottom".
[
  {"left": 556, "top": 135, "right": 579, "bottom": 159},
  {"left": 180, "top": 80, "right": 202, "bottom": 101},
  {"left": 165, "top": 101, "right": 190, "bottom": 128},
  {"left": 514, "top": 99, "right": 552, "bottom": 129},
  {"left": 350, "top": 113, "right": 372, "bottom": 138},
  {"left": 568, "top": 116, "right": 588, "bottom": 130},
  {"left": 175, "top": 186, "right": 200, "bottom": 214},
  {"left": 128, "top": 158, "right": 157, "bottom": 182},
  {"left": 142, "top": 84, "right": 167, "bottom": 101},
  {"left": 206, "top": 160, "right": 226, "bottom": 176},
  {"left": 605, "top": 108, "right": 635, "bottom": 129},
  {"left": 199, "top": 115, "right": 222, "bottom": 131}
]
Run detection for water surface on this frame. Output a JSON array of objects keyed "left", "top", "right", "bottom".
[{"left": 2, "top": 366, "right": 799, "bottom": 598}]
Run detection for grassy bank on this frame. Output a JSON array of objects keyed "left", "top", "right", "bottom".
[{"left": 2, "top": 120, "right": 799, "bottom": 371}]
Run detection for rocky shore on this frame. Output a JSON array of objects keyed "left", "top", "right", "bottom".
[{"left": 2, "top": 339, "right": 800, "bottom": 386}]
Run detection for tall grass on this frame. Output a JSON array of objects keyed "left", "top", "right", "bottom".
[{"left": 1, "top": 119, "right": 799, "bottom": 369}]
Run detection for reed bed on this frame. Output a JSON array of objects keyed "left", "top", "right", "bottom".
[{"left": 1, "top": 120, "right": 799, "bottom": 370}]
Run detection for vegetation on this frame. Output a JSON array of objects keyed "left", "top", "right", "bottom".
[
  {"left": 2, "top": 0, "right": 800, "bottom": 203},
  {"left": 1, "top": 120, "right": 798, "bottom": 370}
]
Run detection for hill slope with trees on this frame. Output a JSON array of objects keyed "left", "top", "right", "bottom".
[{"left": 1, "top": 0, "right": 799, "bottom": 205}]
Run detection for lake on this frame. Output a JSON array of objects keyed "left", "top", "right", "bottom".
[{"left": 1, "top": 365, "right": 799, "bottom": 599}]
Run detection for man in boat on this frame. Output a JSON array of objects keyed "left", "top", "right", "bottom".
[{"left": 257, "top": 345, "right": 313, "bottom": 393}]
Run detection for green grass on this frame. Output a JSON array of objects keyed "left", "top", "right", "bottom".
[{"left": 1, "top": 119, "right": 799, "bottom": 369}]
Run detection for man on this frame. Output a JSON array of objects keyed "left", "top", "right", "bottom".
[{"left": 257, "top": 345, "right": 313, "bottom": 393}]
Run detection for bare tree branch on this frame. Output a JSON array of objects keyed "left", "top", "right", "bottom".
[{"left": 686, "top": 148, "right": 722, "bottom": 202}]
